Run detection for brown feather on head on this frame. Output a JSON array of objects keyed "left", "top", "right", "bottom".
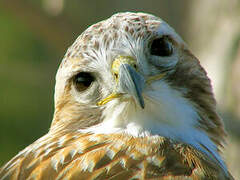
[{"left": 166, "top": 47, "right": 226, "bottom": 148}]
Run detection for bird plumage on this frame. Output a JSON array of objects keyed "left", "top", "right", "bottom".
[
  {"left": 0, "top": 133, "right": 231, "bottom": 179},
  {"left": 0, "top": 12, "right": 233, "bottom": 179}
]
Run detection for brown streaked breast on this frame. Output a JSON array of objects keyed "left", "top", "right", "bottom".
[{"left": 0, "top": 133, "right": 233, "bottom": 180}]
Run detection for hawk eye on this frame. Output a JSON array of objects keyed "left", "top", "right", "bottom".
[
  {"left": 73, "top": 72, "right": 94, "bottom": 92},
  {"left": 150, "top": 37, "right": 173, "bottom": 57}
]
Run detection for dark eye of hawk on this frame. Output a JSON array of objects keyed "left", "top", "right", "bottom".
[
  {"left": 150, "top": 37, "right": 173, "bottom": 57},
  {"left": 74, "top": 72, "right": 94, "bottom": 92}
]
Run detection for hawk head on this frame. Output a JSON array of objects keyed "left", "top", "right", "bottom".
[{"left": 52, "top": 12, "right": 226, "bottom": 171}]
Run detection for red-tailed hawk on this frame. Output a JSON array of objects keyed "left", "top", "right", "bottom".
[{"left": 0, "top": 12, "right": 233, "bottom": 180}]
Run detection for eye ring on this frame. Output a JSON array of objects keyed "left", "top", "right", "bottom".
[
  {"left": 73, "top": 72, "right": 95, "bottom": 92},
  {"left": 150, "top": 37, "right": 173, "bottom": 57}
]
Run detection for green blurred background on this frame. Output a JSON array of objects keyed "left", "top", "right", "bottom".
[{"left": 0, "top": 0, "right": 239, "bottom": 178}]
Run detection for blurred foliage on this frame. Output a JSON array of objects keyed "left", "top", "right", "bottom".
[
  {"left": 0, "top": 0, "right": 239, "bottom": 178},
  {"left": 0, "top": 6, "right": 58, "bottom": 164}
]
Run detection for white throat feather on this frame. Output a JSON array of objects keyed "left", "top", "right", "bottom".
[{"left": 79, "top": 80, "right": 227, "bottom": 173}]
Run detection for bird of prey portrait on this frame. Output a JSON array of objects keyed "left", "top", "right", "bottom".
[{"left": 0, "top": 12, "right": 234, "bottom": 180}]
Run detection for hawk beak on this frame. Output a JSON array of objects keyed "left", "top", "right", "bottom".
[
  {"left": 118, "top": 61, "right": 145, "bottom": 108},
  {"left": 97, "top": 56, "right": 166, "bottom": 108},
  {"left": 97, "top": 56, "right": 145, "bottom": 109}
]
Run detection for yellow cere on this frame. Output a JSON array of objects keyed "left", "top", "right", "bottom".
[{"left": 111, "top": 55, "right": 137, "bottom": 76}]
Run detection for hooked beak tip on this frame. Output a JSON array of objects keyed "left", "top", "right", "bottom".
[{"left": 118, "top": 63, "right": 145, "bottom": 109}]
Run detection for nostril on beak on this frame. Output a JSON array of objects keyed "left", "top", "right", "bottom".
[{"left": 114, "top": 73, "right": 118, "bottom": 79}]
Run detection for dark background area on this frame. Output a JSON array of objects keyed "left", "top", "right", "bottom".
[{"left": 0, "top": 0, "right": 239, "bottom": 178}]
